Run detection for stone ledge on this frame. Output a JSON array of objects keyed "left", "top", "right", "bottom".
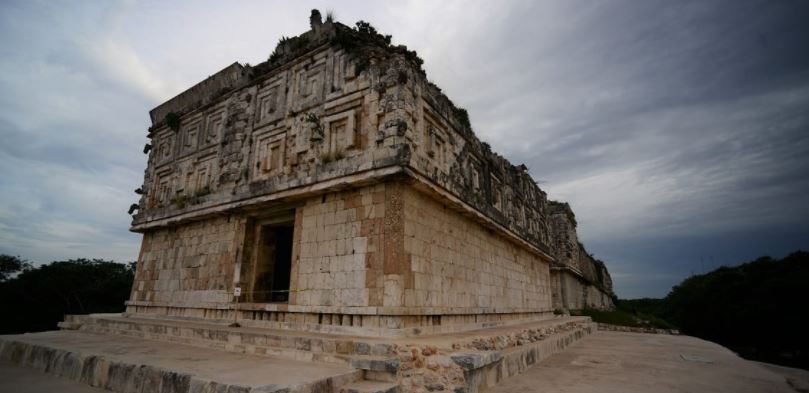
[
  {"left": 50, "top": 314, "right": 595, "bottom": 392},
  {"left": 0, "top": 330, "right": 362, "bottom": 393},
  {"left": 125, "top": 300, "right": 555, "bottom": 316},
  {"left": 597, "top": 323, "right": 680, "bottom": 335}
]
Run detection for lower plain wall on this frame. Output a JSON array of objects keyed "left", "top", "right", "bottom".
[
  {"left": 399, "top": 186, "right": 553, "bottom": 312},
  {"left": 129, "top": 216, "right": 240, "bottom": 305},
  {"left": 127, "top": 180, "right": 561, "bottom": 332},
  {"left": 550, "top": 270, "right": 614, "bottom": 311}
]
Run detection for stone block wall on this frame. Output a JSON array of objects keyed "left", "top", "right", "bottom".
[
  {"left": 129, "top": 216, "right": 239, "bottom": 306},
  {"left": 290, "top": 184, "right": 387, "bottom": 308},
  {"left": 131, "top": 20, "right": 553, "bottom": 261},
  {"left": 404, "top": 83, "right": 552, "bottom": 254},
  {"left": 547, "top": 201, "right": 614, "bottom": 311},
  {"left": 401, "top": 187, "right": 552, "bottom": 312}
]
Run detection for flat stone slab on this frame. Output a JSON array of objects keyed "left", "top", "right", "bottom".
[
  {"left": 487, "top": 331, "right": 797, "bottom": 393},
  {"left": 0, "top": 330, "right": 360, "bottom": 392},
  {"left": 0, "top": 362, "right": 107, "bottom": 393}
]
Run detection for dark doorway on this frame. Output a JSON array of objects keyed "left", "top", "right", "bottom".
[{"left": 252, "top": 223, "right": 294, "bottom": 303}]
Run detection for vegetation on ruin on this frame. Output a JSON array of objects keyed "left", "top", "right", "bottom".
[
  {"left": 0, "top": 254, "right": 32, "bottom": 282},
  {"left": 572, "top": 307, "right": 675, "bottom": 330},
  {"left": 268, "top": 35, "right": 310, "bottom": 64},
  {"left": 454, "top": 107, "right": 472, "bottom": 131},
  {"left": 617, "top": 251, "right": 809, "bottom": 370},
  {"left": 194, "top": 185, "right": 211, "bottom": 198},
  {"left": 0, "top": 256, "right": 134, "bottom": 334},
  {"left": 170, "top": 194, "right": 188, "bottom": 209},
  {"left": 303, "top": 112, "right": 324, "bottom": 140},
  {"left": 330, "top": 20, "right": 424, "bottom": 76},
  {"left": 249, "top": 13, "right": 473, "bottom": 136},
  {"left": 320, "top": 148, "right": 345, "bottom": 164},
  {"left": 164, "top": 112, "right": 181, "bottom": 131}
]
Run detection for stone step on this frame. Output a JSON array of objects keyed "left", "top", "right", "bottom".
[
  {"left": 62, "top": 314, "right": 396, "bottom": 366},
  {"left": 78, "top": 322, "right": 352, "bottom": 365},
  {"left": 349, "top": 356, "right": 400, "bottom": 374},
  {"left": 339, "top": 380, "right": 400, "bottom": 393},
  {"left": 51, "top": 314, "right": 597, "bottom": 392},
  {"left": 0, "top": 330, "right": 362, "bottom": 393},
  {"left": 451, "top": 322, "right": 596, "bottom": 392}
]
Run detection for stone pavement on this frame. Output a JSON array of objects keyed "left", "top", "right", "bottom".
[
  {"left": 1, "top": 315, "right": 596, "bottom": 393},
  {"left": 3, "top": 328, "right": 805, "bottom": 393},
  {"left": 0, "top": 330, "right": 361, "bottom": 392},
  {"left": 487, "top": 331, "right": 800, "bottom": 393},
  {"left": 756, "top": 361, "right": 809, "bottom": 393},
  {"left": 0, "top": 361, "right": 107, "bottom": 393}
]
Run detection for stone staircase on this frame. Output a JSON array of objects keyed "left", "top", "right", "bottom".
[
  {"left": 60, "top": 313, "right": 404, "bottom": 392},
  {"left": 61, "top": 313, "right": 397, "bottom": 367},
  {"left": 1, "top": 314, "right": 596, "bottom": 393}
]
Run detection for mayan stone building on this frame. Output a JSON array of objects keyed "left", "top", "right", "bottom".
[
  {"left": 548, "top": 202, "right": 614, "bottom": 311},
  {"left": 127, "top": 11, "right": 613, "bottom": 336}
]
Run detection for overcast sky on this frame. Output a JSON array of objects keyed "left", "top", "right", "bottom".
[{"left": 1, "top": 0, "right": 807, "bottom": 298}]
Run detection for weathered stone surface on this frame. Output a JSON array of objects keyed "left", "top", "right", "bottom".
[
  {"left": 350, "top": 357, "right": 400, "bottom": 373},
  {"left": 0, "top": 330, "right": 361, "bottom": 393},
  {"left": 547, "top": 202, "right": 614, "bottom": 311},
  {"left": 124, "top": 10, "right": 615, "bottom": 333}
]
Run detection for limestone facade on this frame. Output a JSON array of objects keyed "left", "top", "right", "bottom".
[
  {"left": 127, "top": 14, "right": 611, "bottom": 335},
  {"left": 547, "top": 202, "right": 614, "bottom": 311}
]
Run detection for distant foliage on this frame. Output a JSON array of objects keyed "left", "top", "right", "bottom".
[
  {"left": 573, "top": 307, "right": 674, "bottom": 330},
  {"left": 0, "top": 257, "right": 134, "bottom": 334},
  {"left": 665, "top": 251, "right": 808, "bottom": 369},
  {"left": 0, "top": 254, "right": 32, "bottom": 281},
  {"left": 616, "top": 297, "right": 668, "bottom": 317},
  {"left": 620, "top": 251, "right": 809, "bottom": 370}
]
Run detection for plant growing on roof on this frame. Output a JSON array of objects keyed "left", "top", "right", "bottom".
[
  {"left": 170, "top": 194, "right": 188, "bottom": 209},
  {"left": 194, "top": 185, "right": 211, "bottom": 198},
  {"left": 329, "top": 20, "right": 424, "bottom": 76},
  {"left": 303, "top": 112, "right": 324, "bottom": 141},
  {"left": 268, "top": 35, "right": 311, "bottom": 64},
  {"left": 320, "top": 148, "right": 345, "bottom": 164},
  {"left": 165, "top": 112, "right": 181, "bottom": 131}
]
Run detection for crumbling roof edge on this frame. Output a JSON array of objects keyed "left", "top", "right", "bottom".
[{"left": 148, "top": 62, "right": 246, "bottom": 124}]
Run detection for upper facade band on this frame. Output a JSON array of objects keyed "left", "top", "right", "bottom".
[{"left": 132, "top": 14, "right": 552, "bottom": 256}]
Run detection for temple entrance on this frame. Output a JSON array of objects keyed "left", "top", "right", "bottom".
[{"left": 250, "top": 215, "right": 294, "bottom": 303}]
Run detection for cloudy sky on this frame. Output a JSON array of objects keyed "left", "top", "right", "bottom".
[{"left": 1, "top": 0, "right": 807, "bottom": 298}]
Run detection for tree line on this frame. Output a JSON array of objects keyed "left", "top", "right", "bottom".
[
  {"left": 0, "top": 255, "right": 134, "bottom": 334},
  {"left": 619, "top": 250, "right": 808, "bottom": 370}
]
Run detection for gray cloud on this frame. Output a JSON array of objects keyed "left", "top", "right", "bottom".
[{"left": 1, "top": 0, "right": 807, "bottom": 298}]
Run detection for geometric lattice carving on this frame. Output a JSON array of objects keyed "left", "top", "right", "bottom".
[
  {"left": 179, "top": 120, "right": 201, "bottom": 157},
  {"left": 323, "top": 109, "right": 356, "bottom": 154},
  {"left": 255, "top": 78, "right": 286, "bottom": 127},
  {"left": 252, "top": 128, "right": 287, "bottom": 181},
  {"left": 203, "top": 110, "right": 224, "bottom": 147}
]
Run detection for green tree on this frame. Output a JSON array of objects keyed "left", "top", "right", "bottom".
[
  {"left": 661, "top": 251, "right": 809, "bottom": 369},
  {"left": 0, "top": 258, "right": 134, "bottom": 334},
  {"left": 0, "top": 254, "right": 32, "bottom": 281}
]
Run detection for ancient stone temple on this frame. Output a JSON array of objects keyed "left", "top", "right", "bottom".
[
  {"left": 1, "top": 12, "right": 619, "bottom": 393},
  {"left": 126, "top": 11, "right": 614, "bottom": 335},
  {"left": 548, "top": 202, "right": 614, "bottom": 311}
]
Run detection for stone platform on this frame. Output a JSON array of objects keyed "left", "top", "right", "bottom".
[
  {"left": 0, "top": 314, "right": 595, "bottom": 393},
  {"left": 0, "top": 330, "right": 361, "bottom": 393},
  {"left": 486, "top": 331, "right": 803, "bottom": 393}
]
